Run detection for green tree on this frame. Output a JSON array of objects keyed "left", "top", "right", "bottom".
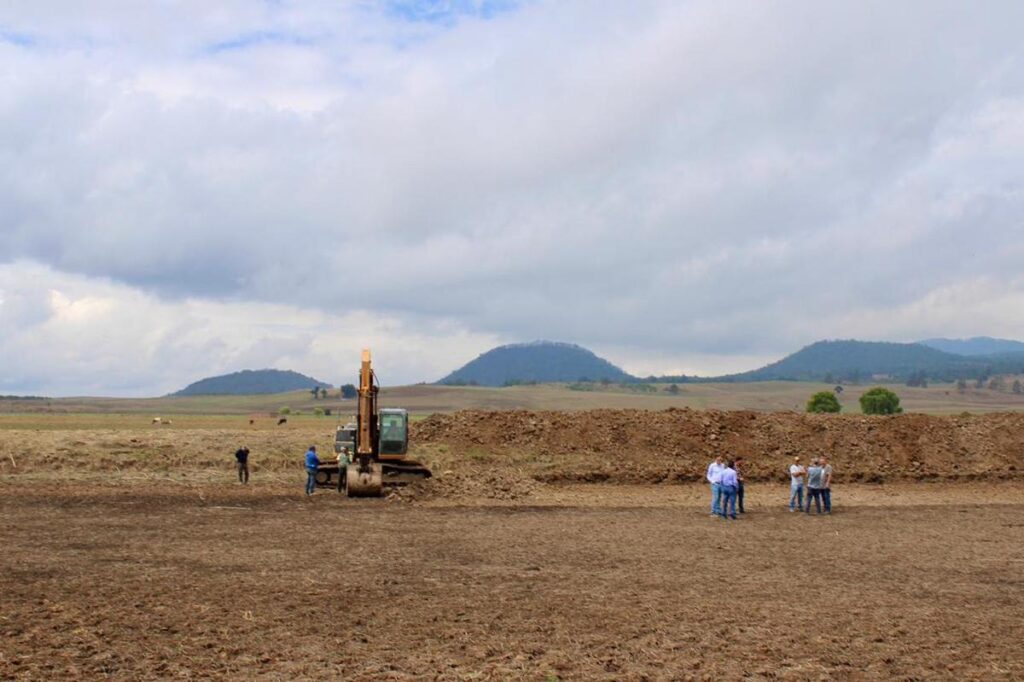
[
  {"left": 279, "top": 406, "right": 291, "bottom": 415},
  {"left": 313, "top": 407, "right": 325, "bottom": 417},
  {"left": 667, "top": 383, "right": 680, "bottom": 395},
  {"left": 340, "top": 384, "right": 357, "bottom": 399},
  {"left": 1012, "top": 379, "right": 1022, "bottom": 395},
  {"left": 806, "top": 391, "right": 841, "bottom": 413},
  {"left": 905, "top": 370, "right": 928, "bottom": 388},
  {"left": 956, "top": 378, "right": 967, "bottom": 392},
  {"left": 859, "top": 387, "right": 902, "bottom": 415}
]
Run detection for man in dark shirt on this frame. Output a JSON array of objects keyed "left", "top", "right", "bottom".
[
  {"left": 235, "top": 446, "right": 250, "bottom": 484},
  {"left": 734, "top": 457, "right": 746, "bottom": 514}
]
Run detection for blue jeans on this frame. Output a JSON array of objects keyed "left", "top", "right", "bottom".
[
  {"left": 822, "top": 488, "right": 832, "bottom": 512},
  {"left": 789, "top": 483, "right": 804, "bottom": 510},
  {"left": 306, "top": 471, "right": 317, "bottom": 495},
  {"left": 806, "top": 487, "right": 822, "bottom": 513},
  {"left": 710, "top": 482, "right": 722, "bottom": 514},
  {"left": 720, "top": 485, "right": 737, "bottom": 518}
]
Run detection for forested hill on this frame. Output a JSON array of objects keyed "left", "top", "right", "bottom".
[
  {"left": 173, "top": 369, "right": 333, "bottom": 396},
  {"left": 918, "top": 337, "right": 1024, "bottom": 356},
  {"left": 714, "top": 340, "right": 1024, "bottom": 383},
  {"left": 439, "top": 341, "right": 635, "bottom": 386}
]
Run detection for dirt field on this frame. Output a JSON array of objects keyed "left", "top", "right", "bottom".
[
  {"left": 2, "top": 481, "right": 1023, "bottom": 680},
  {"left": 2, "top": 409, "right": 1024, "bottom": 679}
]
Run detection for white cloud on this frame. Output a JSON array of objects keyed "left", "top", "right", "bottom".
[
  {"left": 0, "top": 261, "right": 500, "bottom": 396},
  {"left": 2, "top": 1, "right": 1024, "bottom": 393}
]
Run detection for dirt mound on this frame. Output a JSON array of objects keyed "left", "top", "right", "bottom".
[
  {"left": 389, "top": 466, "right": 540, "bottom": 503},
  {"left": 413, "top": 408, "right": 1024, "bottom": 483}
]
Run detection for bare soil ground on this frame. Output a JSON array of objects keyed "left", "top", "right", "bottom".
[
  {"left": 2, "top": 482, "right": 1023, "bottom": 680},
  {"left": 2, "top": 410, "right": 1023, "bottom": 679}
]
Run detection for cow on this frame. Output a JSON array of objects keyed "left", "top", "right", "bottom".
[
  {"left": 277, "top": 417, "right": 288, "bottom": 426},
  {"left": 152, "top": 417, "right": 162, "bottom": 424}
]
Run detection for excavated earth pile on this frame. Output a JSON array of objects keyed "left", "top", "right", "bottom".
[{"left": 413, "top": 408, "right": 1024, "bottom": 484}]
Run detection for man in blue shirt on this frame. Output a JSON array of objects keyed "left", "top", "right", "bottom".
[
  {"left": 719, "top": 461, "right": 739, "bottom": 519},
  {"left": 304, "top": 445, "right": 320, "bottom": 496},
  {"left": 805, "top": 458, "right": 824, "bottom": 514}
]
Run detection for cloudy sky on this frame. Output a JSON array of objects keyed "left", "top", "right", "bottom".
[{"left": 2, "top": 1, "right": 1023, "bottom": 396}]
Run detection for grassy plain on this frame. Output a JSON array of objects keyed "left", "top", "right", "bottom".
[{"left": 3, "top": 379, "right": 1024, "bottom": 429}]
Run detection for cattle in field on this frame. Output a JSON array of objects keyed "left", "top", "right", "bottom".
[
  {"left": 152, "top": 417, "right": 162, "bottom": 424},
  {"left": 277, "top": 417, "right": 288, "bottom": 425}
]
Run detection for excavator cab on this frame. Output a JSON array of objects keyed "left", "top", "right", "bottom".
[{"left": 379, "top": 409, "right": 408, "bottom": 455}]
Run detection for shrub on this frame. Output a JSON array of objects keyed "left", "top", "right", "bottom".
[
  {"left": 859, "top": 387, "right": 902, "bottom": 415},
  {"left": 806, "top": 391, "right": 841, "bottom": 413},
  {"left": 313, "top": 407, "right": 325, "bottom": 417},
  {"left": 279, "top": 406, "right": 291, "bottom": 415}
]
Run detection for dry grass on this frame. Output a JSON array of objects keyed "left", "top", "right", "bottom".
[{"left": 4, "top": 380, "right": 1024, "bottom": 424}]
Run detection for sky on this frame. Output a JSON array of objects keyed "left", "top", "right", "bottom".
[{"left": 2, "top": 1, "right": 1024, "bottom": 396}]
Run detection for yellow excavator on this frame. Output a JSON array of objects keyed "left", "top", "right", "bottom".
[{"left": 314, "top": 349, "right": 431, "bottom": 496}]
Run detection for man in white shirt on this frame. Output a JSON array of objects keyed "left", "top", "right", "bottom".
[
  {"left": 706, "top": 456, "right": 725, "bottom": 516},
  {"left": 788, "top": 456, "right": 805, "bottom": 512}
]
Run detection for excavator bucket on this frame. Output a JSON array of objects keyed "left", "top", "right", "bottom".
[{"left": 346, "top": 462, "right": 383, "bottom": 497}]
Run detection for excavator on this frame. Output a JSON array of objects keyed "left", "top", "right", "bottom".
[{"left": 312, "top": 349, "right": 431, "bottom": 497}]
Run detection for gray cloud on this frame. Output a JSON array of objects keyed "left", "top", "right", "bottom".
[{"left": 2, "top": 1, "right": 1024, "bottom": 393}]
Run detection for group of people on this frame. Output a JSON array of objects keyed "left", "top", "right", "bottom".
[
  {"left": 788, "top": 456, "right": 833, "bottom": 514},
  {"left": 231, "top": 444, "right": 329, "bottom": 496},
  {"left": 705, "top": 456, "right": 746, "bottom": 519},
  {"left": 705, "top": 454, "right": 835, "bottom": 517}
]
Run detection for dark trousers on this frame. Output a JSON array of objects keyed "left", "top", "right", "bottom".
[
  {"left": 237, "top": 461, "right": 249, "bottom": 483},
  {"left": 822, "top": 487, "right": 832, "bottom": 512},
  {"left": 805, "top": 487, "right": 823, "bottom": 513},
  {"left": 306, "top": 471, "right": 317, "bottom": 495},
  {"left": 737, "top": 483, "right": 745, "bottom": 513}
]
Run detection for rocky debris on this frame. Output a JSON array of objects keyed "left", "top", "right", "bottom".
[
  {"left": 388, "top": 466, "right": 540, "bottom": 503},
  {"left": 414, "top": 409, "right": 1024, "bottom": 484}
]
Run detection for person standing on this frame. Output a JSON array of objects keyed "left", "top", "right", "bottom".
[
  {"left": 706, "top": 456, "right": 725, "bottom": 516},
  {"left": 805, "top": 458, "right": 824, "bottom": 514},
  {"left": 234, "top": 446, "right": 250, "bottom": 484},
  {"left": 719, "top": 461, "right": 739, "bottom": 519},
  {"left": 789, "top": 457, "right": 805, "bottom": 512},
  {"left": 820, "top": 455, "right": 834, "bottom": 514},
  {"left": 304, "top": 445, "right": 320, "bottom": 496},
  {"left": 734, "top": 457, "right": 746, "bottom": 514}
]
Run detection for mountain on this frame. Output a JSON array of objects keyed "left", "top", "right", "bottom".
[
  {"left": 173, "top": 369, "right": 333, "bottom": 396},
  {"left": 918, "top": 337, "right": 1024, "bottom": 356},
  {"left": 714, "top": 340, "right": 1017, "bottom": 383},
  {"left": 439, "top": 341, "right": 635, "bottom": 387}
]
